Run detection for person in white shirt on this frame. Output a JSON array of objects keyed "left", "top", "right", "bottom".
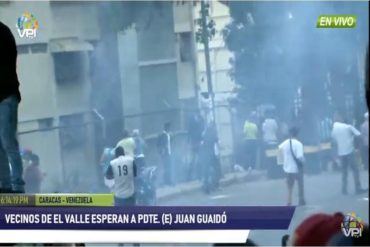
[
  {"left": 157, "top": 122, "right": 173, "bottom": 185},
  {"left": 105, "top": 146, "right": 137, "bottom": 206},
  {"left": 116, "top": 129, "right": 136, "bottom": 158},
  {"left": 262, "top": 111, "right": 279, "bottom": 144},
  {"left": 331, "top": 112, "right": 366, "bottom": 195},
  {"left": 278, "top": 127, "right": 306, "bottom": 206},
  {"left": 262, "top": 110, "right": 279, "bottom": 171}
]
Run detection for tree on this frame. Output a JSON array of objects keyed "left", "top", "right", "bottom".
[
  {"left": 223, "top": 1, "right": 368, "bottom": 126},
  {"left": 223, "top": 2, "right": 299, "bottom": 117},
  {"left": 195, "top": 2, "right": 216, "bottom": 44}
]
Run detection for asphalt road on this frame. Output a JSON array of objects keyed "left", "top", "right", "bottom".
[
  {"left": 160, "top": 170, "right": 369, "bottom": 246},
  {"left": 88, "top": 170, "right": 369, "bottom": 246}
]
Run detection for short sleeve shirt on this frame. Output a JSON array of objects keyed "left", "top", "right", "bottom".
[
  {"left": 331, "top": 122, "right": 361, "bottom": 156},
  {"left": 278, "top": 139, "right": 304, "bottom": 174},
  {"left": 109, "top": 156, "right": 135, "bottom": 199}
]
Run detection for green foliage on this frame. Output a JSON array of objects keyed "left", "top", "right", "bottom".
[
  {"left": 195, "top": 3, "right": 216, "bottom": 44},
  {"left": 224, "top": 1, "right": 368, "bottom": 125},
  {"left": 223, "top": 3, "right": 295, "bottom": 110}
]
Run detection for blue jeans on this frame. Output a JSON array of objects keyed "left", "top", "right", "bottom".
[{"left": 0, "top": 95, "right": 24, "bottom": 191}]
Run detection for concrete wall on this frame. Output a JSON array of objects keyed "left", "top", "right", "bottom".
[
  {"left": 117, "top": 2, "right": 197, "bottom": 137},
  {"left": 49, "top": 2, "right": 100, "bottom": 41},
  {"left": 117, "top": 28, "right": 142, "bottom": 131},
  {"left": 174, "top": 2, "right": 198, "bottom": 100},
  {"left": 53, "top": 52, "right": 92, "bottom": 115},
  {"left": 137, "top": 3, "right": 175, "bottom": 62},
  {"left": 17, "top": 54, "right": 57, "bottom": 120}
]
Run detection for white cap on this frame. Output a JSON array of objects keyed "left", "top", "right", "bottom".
[{"left": 132, "top": 129, "right": 140, "bottom": 136}]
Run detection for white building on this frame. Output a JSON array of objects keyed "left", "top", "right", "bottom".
[
  {"left": 1, "top": 1, "right": 202, "bottom": 189},
  {"left": 0, "top": 1, "right": 100, "bottom": 192},
  {"left": 118, "top": 2, "right": 198, "bottom": 136}
]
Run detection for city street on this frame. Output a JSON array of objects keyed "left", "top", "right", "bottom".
[
  {"left": 160, "top": 170, "right": 369, "bottom": 246},
  {"left": 89, "top": 170, "right": 369, "bottom": 246}
]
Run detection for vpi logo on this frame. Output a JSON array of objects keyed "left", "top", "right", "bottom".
[
  {"left": 341, "top": 212, "right": 364, "bottom": 238},
  {"left": 16, "top": 12, "right": 39, "bottom": 39}
]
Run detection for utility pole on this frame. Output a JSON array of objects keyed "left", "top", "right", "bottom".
[{"left": 200, "top": 0, "right": 216, "bottom": 122}]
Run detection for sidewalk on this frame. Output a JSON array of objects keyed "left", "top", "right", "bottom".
[{"left": 157, "top": 170, "right": 266, "bottom": 201}]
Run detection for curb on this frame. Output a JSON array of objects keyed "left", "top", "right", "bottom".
[{"left": 157, "top": 170, "right": 265, "bottom": 201}]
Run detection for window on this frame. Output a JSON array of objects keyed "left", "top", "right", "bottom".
[
  {"left": 38, "top": 118, "right": 54, "bottom": 129},
  {"left": 59, "top": 114, "right": 85, "bottom": 148},
  {"left": 30, "top": 44, "right": 47, "bottom": 53},
  {"left": 17, "top": 45, "right": 30, "bottom": 55},
  {"left": 179, "top": 32, "right": 193, "bottom": 62},
  {"left": 17, "top": 44, "right": 47, "bottom": 55},
  {"left": 53, "top": 52, "right": 84, "bottom": 83}
]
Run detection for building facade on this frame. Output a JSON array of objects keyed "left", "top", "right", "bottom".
[
  {"left": 0, "top": 1, "right": 100, "bottom": 192},
  {"left": 0, "top": 0, "right": 239, "bottom": 190},
  {"left": 1, "top": 1, "right": 201, "bottom": 189},
  {"left": 118, "top": 1, "right": 198, "bottom": 136},
  {"left": 117, "top": 2, "right": 199, "bottom": 183}
]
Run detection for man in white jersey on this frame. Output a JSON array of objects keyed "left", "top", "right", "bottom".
[
  {"left": 278, "top": 127, "right": 306, "bottom": 206},
  {"left": 105, "top": 146, "right": 137, "bottom": 206},
  {"left": 331, "top": 112, "right": 366, "bottom": 195}
]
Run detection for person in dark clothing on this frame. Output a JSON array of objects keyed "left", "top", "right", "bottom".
[
  {"left": 281, "top": 234, "right": 290, "bottom": 246},
  {"left": 24, "top": 154, "right": 44, "bottom": 194},
  {"left": 201, "top": 121, "right": 219, "bottom": 193},
  {"left": 0, "top": 21, "right": 25, "bottom": 193},
  {"left": 366, "top": 46, "right": 369, "bottom": 109},
  {"left": 187, "top": 111, "right": 205, "bottom": 181},
  {"left": 157, "top": 122, "right": 173, "bottom": 186},
  {"left": 360, "top": 112, "right": 368, "bottom": 170}
]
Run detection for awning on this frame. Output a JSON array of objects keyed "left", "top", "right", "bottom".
[{"left": 49, "top": 38, "right": 93, "bottom": 53}]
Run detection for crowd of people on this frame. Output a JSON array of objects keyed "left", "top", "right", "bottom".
[
  {"left": 99, "top": 111, "right": 224, "bottom": 206},
  {"left": 213, "top": 107, "right": 370, "bottom": 246},
  {"left": 100, "top": 94, "right": 370, "bottom": 209},
  {"left": 238, "top": 108, "right": 369, "bottom": 206}
]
